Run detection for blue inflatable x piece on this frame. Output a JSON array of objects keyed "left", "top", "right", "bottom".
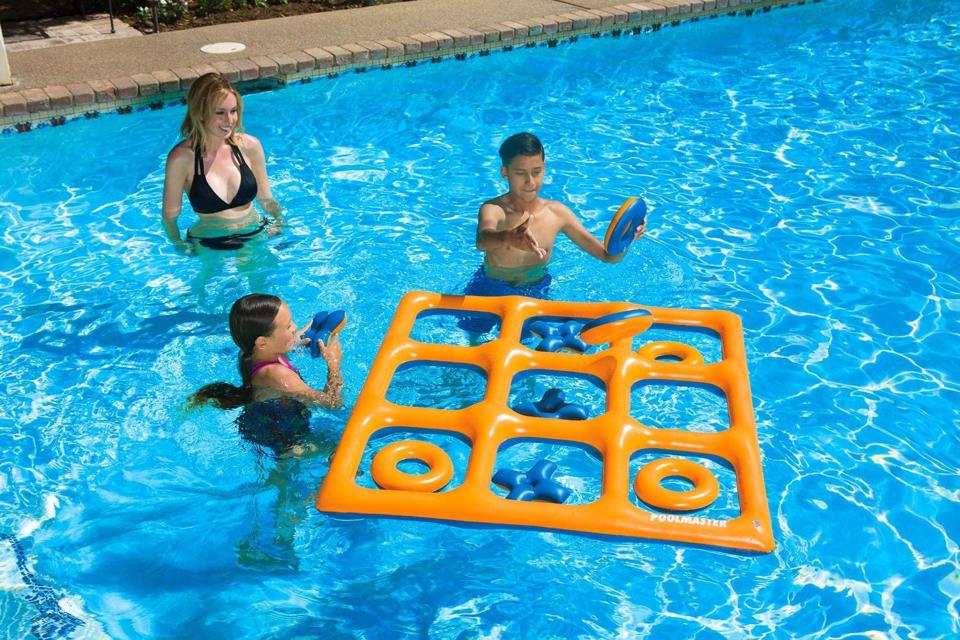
[
  {"left": 492, "top": 460, "right": 571, "bottom": 503},
  {"left": 301, "top": 309, "right": 347, "bottom": 358},
  {"left": 528, "top": 319, "right": 588, "bottom": 353},
  {"left": 513, "top": 388, "right": 588, "bottom": 420}
]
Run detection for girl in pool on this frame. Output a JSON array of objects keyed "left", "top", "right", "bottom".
[
  {"left": 189, "top": 293, "right": 343, "bottom": 412},
  {"left": 162, "top": 72, "right": 284, "bottom": 253}
]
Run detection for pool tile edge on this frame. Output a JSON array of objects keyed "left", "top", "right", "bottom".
[{"left": 0, "top": 0, "right": 821, "bottom": 134}]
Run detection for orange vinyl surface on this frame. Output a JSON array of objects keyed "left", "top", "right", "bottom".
[{"left": 316, "top": 291, "right": 775, "bottom": 553}]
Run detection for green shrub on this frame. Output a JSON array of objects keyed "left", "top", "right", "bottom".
[
  {"left": 193, "top": 0, "right": 235, "bottom": 17},
  {"left": 136, "top": 0, "right": 188, "bottom": 25}
]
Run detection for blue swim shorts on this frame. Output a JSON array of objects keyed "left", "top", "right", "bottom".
[{"left": 458, "top": 265, "right": 552, "bottom": 334}]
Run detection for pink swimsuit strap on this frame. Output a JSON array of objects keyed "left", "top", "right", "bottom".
[{"left": 250, "top": 354, "right": 300, "bottom": 378}]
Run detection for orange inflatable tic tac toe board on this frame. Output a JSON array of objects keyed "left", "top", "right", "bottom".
[{"left": 316, "top": 291, "right": 775, "bottom": 553}]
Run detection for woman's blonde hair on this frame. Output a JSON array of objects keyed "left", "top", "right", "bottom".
[{"left": 180, "top": 72, "right": 244, "bottom": 153}]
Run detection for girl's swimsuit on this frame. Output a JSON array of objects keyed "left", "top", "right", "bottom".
[
  {"left": 236, "top": 397, "right": 312, "bottom": 456},
  {"left": 242, "top": 356, "right": 310, "bottom": 455},
  {"left": 250, "top": 355, "right": 302, "bottom": 380}
]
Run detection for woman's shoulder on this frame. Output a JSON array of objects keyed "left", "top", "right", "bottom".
[
  {"left": 166, "top": 139, "right": 193, "bottom": 164},
  {"left": 237, "top": 132, "right": 263, "bottom": 151},
  {"left": 236, "top": 132, "right": 265, "bottom": 161}
]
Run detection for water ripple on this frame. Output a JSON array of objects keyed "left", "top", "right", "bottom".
[{"left": 1, "top": 0, "right": 959, "bottom": 637}]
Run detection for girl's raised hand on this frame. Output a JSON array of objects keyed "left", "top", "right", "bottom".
[{"left": 317, "top": 334, "right": 343, "bottom": 369}]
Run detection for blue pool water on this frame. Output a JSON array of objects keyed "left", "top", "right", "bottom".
[{"left": 2, "top": 0, "right": 959, "bottom": 636}]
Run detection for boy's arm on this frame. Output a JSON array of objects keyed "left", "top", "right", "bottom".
[
  {"left": 476, "top": 203, "right": 545, "bottom": 257},
  {"left": 557, "top": 204, "right": 624, "bottom": 263},
  {"left": 475, "top": 203, "right": 507, "bottom": 249}
]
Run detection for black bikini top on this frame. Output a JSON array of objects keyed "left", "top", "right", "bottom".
[{"left": 189, "top": 144, "right": 258, "bottom": 214}]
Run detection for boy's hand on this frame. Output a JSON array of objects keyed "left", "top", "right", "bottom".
[
  {"left": 509, "top": 216, "right": 547, "bottom": 258},
  {"left": 634, "top": 219, "right": 647, "bottom": 241}
]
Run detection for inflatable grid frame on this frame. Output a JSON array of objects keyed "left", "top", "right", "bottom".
[{"left": 316, "top": 290, "right": 774, "bottom": 553}]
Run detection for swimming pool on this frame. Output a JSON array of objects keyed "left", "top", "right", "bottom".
[{"left": 1, "top": 0, "right": 958, "bottom": 636}]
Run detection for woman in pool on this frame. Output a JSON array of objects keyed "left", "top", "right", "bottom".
[
  {"left": 162, "top": 72, "right": 283, "bottom": 252},
  {"left": 189, "top": 294, "right": 344, "bottom": 454}
]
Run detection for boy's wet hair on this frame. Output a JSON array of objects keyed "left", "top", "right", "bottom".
[{"left": 499, "top": 132, "right": 544, "bottom": 166}]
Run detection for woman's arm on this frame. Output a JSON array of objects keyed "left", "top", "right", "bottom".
[
  {"left": 162, "top": 146, "right": 191, "bottom": 249},
  {"left": 243, "top": 134, "right": 285, "bottom": 227}
]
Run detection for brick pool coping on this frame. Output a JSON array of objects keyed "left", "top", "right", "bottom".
[{"left": 0, "top": 0, "right": 815, "bottom": 134}]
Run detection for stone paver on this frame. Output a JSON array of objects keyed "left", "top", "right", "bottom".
[
  {"left": 304, "top": 48, "right": 335, "bottom": 69},
  {"left": 377, "top": 40, "right": 404, "bottom": 58},
  {"left": 87, "top": 79, "right": 117, "bottom": 102},
  {"left": 22, "top": 88, "right": 51, "bottom": 113},
  {"left": 110, "top": 77, "right": 138, "bottom": 99},
  {"left": 3, "top": 13, "right": 141, "bottom": 53},
  {"left": 232, "top": 58, "right": 260, "bottom": 82},
  {"left": 459, "top": 28, "right": 486, "bottom": 45},
  {"left": 357, "top": 41, "right": 387, "bottom": 60},
  {"left": 44, "top": 85, "right": 72, "bottom": 108},
  {"left": 0, "top": 92, "right": 28, "bottom": 116},
  {"left": 66, "top": 82, "right": 94, "bottom": 106},
  {"left": 250, "top": 56, "right": 279, "bottom": 78},
  {"left": 341, "top": 44, "right": 370, "bottom": 64},
  {"left": 171, "top": 67, "right": 199, "bottom": 89},
  {"left": 394, "top": 36, "right": 422, "bottom": 55},
  {"left": 269, "top": 53, "right": 299, "bottom": 75},
  {"left": 322, "top": 45, "right": 353, "bottom": 66},
  {"left": 288, "top": 50, "right": 317, "bottom": 72},
  {"left": 131, "top": 72, "right": 159, "bottom": 96},
  {"left": 151, "top": 70, "right": 180, "bottom": 93}
]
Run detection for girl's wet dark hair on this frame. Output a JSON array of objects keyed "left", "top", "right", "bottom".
[
  {"left": 188, "top": 294, "right": 282, "bottom": 410},
  {"left": 498, "top": 132, "right": 545, "bottom": 167}
]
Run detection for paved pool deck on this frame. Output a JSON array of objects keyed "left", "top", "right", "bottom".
[{"left": 0, "top": 0, "right": 818, "bottom": 132}]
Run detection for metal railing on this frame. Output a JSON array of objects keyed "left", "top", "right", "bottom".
[{"left": 76, "top": 0, "right": 117, "bottom": 34}]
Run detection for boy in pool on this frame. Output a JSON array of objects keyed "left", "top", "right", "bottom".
[{"left": 467, "top": 132, "right": 646, "bottom": 298}]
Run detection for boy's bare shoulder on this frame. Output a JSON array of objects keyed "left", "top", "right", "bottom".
[
  {"left": 542, "top": 198, "right": 576, "bottom": 218},
  {"left": 479, "top": 195, "right": 509, "bottom": 218},
  {"left": 481, "top": 194, "right": 508, "bottom": 209}
]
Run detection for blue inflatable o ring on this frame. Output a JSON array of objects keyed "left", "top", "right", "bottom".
[
  {"left": 580, "top": 308, "right": 653, "bottom": 345},
  {"left": 604, "top": 197, "right": 647, "bottom": 256}
]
